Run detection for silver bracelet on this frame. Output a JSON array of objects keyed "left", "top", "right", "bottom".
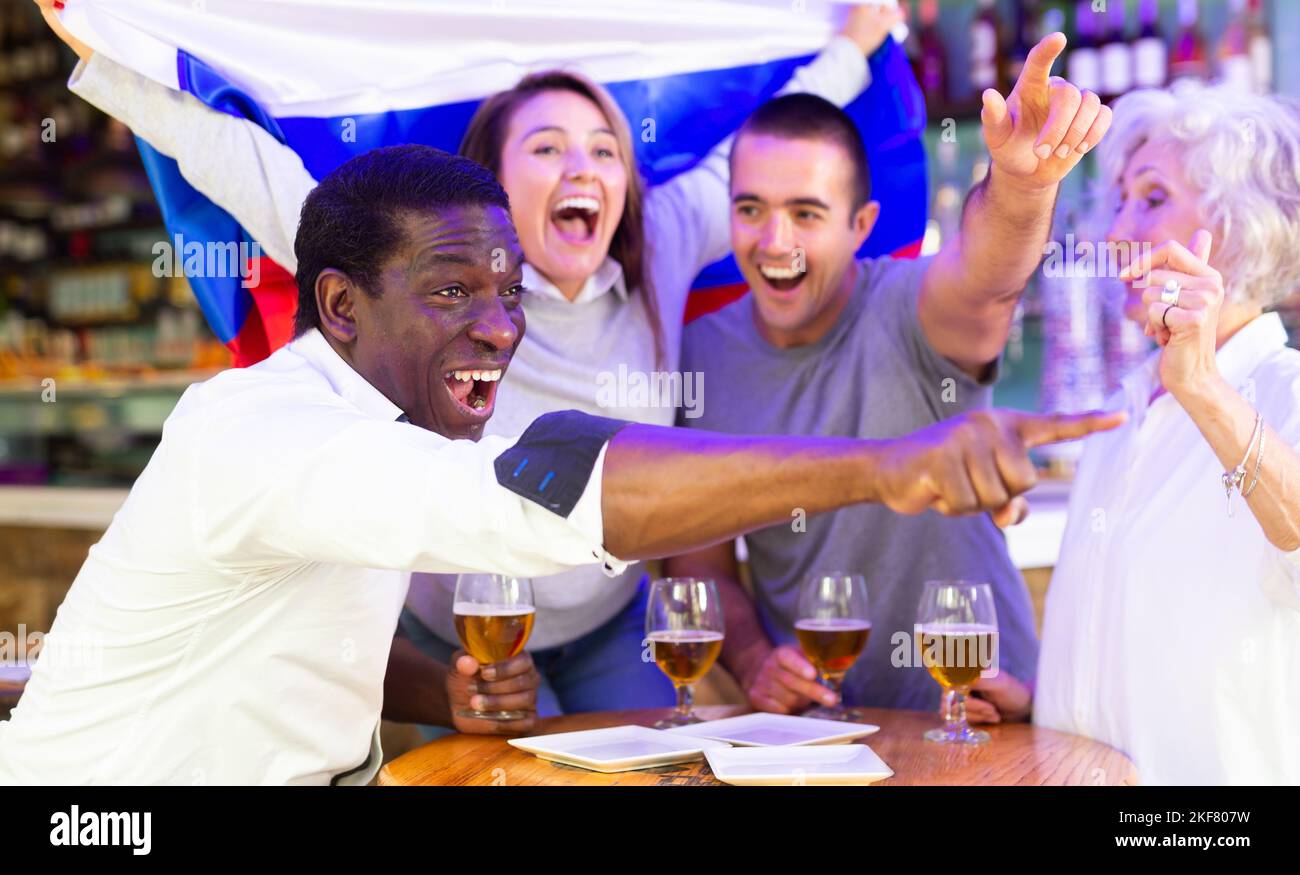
[
  {"left": 1224, "top": 411, "right": 1262, "bottom": 517},
  {"left": 1243, "top": 423, "right": 1266, "bottom": 498}
]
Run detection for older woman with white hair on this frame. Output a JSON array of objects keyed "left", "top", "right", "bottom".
[{"left": 965, "top": 81, "right": 1300, "bottom": 785}]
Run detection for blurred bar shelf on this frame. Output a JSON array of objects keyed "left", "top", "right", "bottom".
[{"left": 0, "top": 484, "right": 125, "bottom": 529}]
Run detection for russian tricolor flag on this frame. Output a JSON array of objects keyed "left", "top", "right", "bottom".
[{"left": 59, "top": 0, "right": 928, "bottom": 366}]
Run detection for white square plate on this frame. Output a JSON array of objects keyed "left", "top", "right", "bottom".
[
  {"left": 705, "top": 744, "right": 894, "bottom": 786},
  {"left": 665, "top": 712, "right": 879, "bottom": 747},
  {"left": 507, "top": 725, "right": 731, "bottom": 773}
]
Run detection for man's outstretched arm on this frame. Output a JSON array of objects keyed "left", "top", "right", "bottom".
[{"left": 598, "top": 408, "right": 1125, "bottom": 561}]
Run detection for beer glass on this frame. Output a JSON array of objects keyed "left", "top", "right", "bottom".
[
  {"left": 646, "top": 577, "right": 724, "bottom": 728},
  {"left": 795, "top": 572, "right": 871, "bottom": 721},
  {"left": 452, "top": 573, "right": 535, "bottom": 720},
  {"left": 916, "top": 580, "right": 999, "bottom": 744}
]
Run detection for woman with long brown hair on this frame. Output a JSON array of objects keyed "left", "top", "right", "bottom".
[{"left": 401, "top": 10, "right": 901, "bottom": 726}]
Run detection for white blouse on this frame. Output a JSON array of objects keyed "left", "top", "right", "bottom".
[{"left": 1036, "top": 312, "right": 1300, "bottom": 785}]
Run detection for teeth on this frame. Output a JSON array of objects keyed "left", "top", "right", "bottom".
[
  {"left": 447, "top": 369, "right": 502, "bottom": 382},
  {"left": 759, "top": 264, "right": 802, "bottom": 281},
  {"left": 553, "top": 195, "right": 600, "bottom": 214},
  {"left": 472, "top": 397, "right": 487, "bottom": 409}
]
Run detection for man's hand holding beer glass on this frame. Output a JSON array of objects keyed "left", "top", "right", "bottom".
[
  {"left": 446, "top": 651, "right": 541, "bottom": 735},
  {"left": 742, "top": 645, "right": 839, "bottom": 716}
]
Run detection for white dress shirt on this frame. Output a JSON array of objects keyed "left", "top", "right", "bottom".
[
  {"left": 1036, "top": 312, "right": 1300, "bottom": 785},
  {"left": 0, "top": 329, "right": 623, "bottom": 785}
]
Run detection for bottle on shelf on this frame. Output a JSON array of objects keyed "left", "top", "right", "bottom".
[
  {"left": 970, "top": 0, "right": 1002, "bottom": 96},
  {"left": 1247, "top": 0, "right": 1273, "bottom": 93},
  {"left": 1132, "top": 0, "right": 1168, "bottom": 90},
  {"left": 1066, "top": 1, "right": 1102, "bottom": 98},
  {"left": 1002, "top": 0, "right": 1040, "bottom": 89},
  {"left": 1169, "top": 0, "right": 1208, "bottom": 83},
  {"left": 913, "top": 0, "right": 949, "bottom": 115},
  {"left": 1040, "top": 3, "right": 1068, "bottom": 54},
  {"left": 1098, "top": 0, "right": 1133, "bottom": 103},
  {"left": 1218, "top": 0, "right": 1254, "bottom": 91},
  {"left": 1039, "top": 217, "right": 1106, "bottom": 475}
]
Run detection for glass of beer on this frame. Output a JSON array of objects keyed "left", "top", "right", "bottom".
[
  {"left": 916, "top": 580, "right": 999, "bottom": 744},
  {"left": 795, "top": 572, "right": 871, "bottom": 721},
  {"left": 646, "top": 577, "right": 725, "bottom": 728},
  {"left": 452, "top": 573, "right": 535, "bottom": 721}
]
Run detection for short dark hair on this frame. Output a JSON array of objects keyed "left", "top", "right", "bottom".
[
  {"left": 734, "top": 93, "right": 872, "bottom": 212},
  {"left": 292, "top": 144, "right": 511, "bottom": 337}
]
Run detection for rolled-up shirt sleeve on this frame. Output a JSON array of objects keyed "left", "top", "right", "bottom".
[{"left": 183, "top": 391, "right": 630, "bottom": 578}]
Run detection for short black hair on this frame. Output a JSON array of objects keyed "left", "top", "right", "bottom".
[
  {"left": 292, "top": 144, "right": 511, "bottom": 337},
  {"left": 734, "top": 93, "right": 872, "bottom": 212}
]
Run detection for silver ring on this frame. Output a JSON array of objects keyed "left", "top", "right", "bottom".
[
  {"left": 1162, "top": 303, "right": 1175, "bottom": 330},
  {"left": 1160, "top": 278, "right": 1182, "bottom": 307}
]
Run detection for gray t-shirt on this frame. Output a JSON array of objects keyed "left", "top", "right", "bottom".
[{"left": 680, "top": 254, "right": 1038, "bottom": 710}]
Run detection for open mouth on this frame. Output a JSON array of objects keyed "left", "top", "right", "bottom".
[
  {"left": 550, "top": 195, "right": 600, "bottom": 245},
  {"left": 442, "top": 367, "right": 503, "bottom": 419},
  {"left": 758, "top": 262, "right": 805, "bottom": 293}
]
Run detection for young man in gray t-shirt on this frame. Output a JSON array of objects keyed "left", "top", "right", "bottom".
[{"left": 669, "top": 35, "right": 1112, "bottom": 712}]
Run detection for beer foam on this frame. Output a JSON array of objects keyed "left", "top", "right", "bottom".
[
  {"left": 917, "top": 623, "right": 997, "bottom": 637},
  {"left": 452, "top": 602, "right": 535, "bottom": 617},
  {"left": 646, "top": 630, "right": 724, "bottom": 643},
  {"left": 794, "top": 618, "right": 872, "bottom": 631}
]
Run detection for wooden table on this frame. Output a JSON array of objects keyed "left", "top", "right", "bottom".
[
  {"left": 379, "top": 705, "right": 1138, "bottom": 786},
  {"left": 0, "top": 676, "right": 25, "bottom": 722}
]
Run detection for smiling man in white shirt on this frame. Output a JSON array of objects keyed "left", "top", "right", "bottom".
[{"left": 0, "top": 143, "right": 1122, "bottom": 785}]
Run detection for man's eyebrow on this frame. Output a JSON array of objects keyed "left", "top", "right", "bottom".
[
  {"left": 407, "top": 248, "right": 526, "bottom": 279},
  {"left": 785, "top": 197, "right": 831, "bottom": 210},
  {"left": 410, "top": 250, "right": 475, "bottom": 272},
  {"left": 731, "top": 193, "right": 831, "bottom": 211}
]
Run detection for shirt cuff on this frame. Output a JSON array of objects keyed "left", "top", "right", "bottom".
[
  {"left": 779, "top": 34, "right": 871, "bottom": 106},
  {"left": 67, "top": 52, "right": 107, "bottom": 103},
  {"left": 570, "top": 443, "right": 631, "bottom": 578},
  {"left": 820, "top": 33, "right": 873, "bottom": 93},
  {"left": 67, "top": 53, "right": 131, "bottom": 130},
  {"left": 494, "top": 410, "right": 632, "bottom": 577}
]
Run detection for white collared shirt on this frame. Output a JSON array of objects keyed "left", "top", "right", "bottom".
[
  {"left": 0, "top": 329, "right": 622, "bottom": 785},
  {"left": 1036, "top": 312, "right": 1300, "bottom": 785}
]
